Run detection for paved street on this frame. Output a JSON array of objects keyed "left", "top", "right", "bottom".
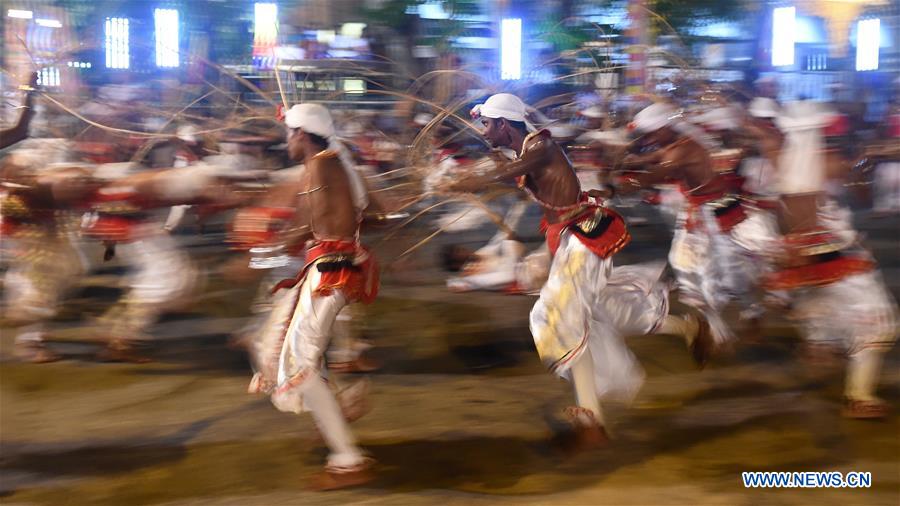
[{"left": 1, "top": 206, "right": 898, "bottom": 505}]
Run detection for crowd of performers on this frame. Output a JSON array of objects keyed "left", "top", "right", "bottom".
[{"left": 1, "top": 70, "right": 899, "bottom": 489}]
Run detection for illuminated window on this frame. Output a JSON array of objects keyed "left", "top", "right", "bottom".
[
  {"left": 856, "top": 18, "right": 880, "bottom": 71},
  {"left": 35, "top": 18, "right": 61, "bottom": 28},
  {"left": 155, "top": 9, "right": 179, "bottom": 68},
  {"left": 316, "top": 30, "right": 336, "bottom": 44},
  {"left": 771, "top": 7, "right": 795, "bottom": 67},
  {"left": 500, "top": 18, "right": 522, "bottom": 80},
  {"left": 105, "top": 17, "right": 130, "bottom": 69},
  {"left": 343, "top": 79, "right": 365, "bottom": 94},
  {"left": 38, "top": 67, "right": 60, "bottom": 87},
  {"left": 341, "top": 23, "right": 366, "bottom": 38},
  {"left": 6, "top": 9, "right": 32, "bottom": 19}
]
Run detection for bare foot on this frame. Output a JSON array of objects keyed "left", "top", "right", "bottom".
[
  {"left": 307, "top": 458, "right": 375, "bottom": 491},
  {"left": 15, "top": 341, "right": 62, "bottom": 363},
  {"left": 553, "top": 406, "right": 609, "bottom": 454},
  {"left": 842, "top": 399, "right": 889, "bottom": 420}
]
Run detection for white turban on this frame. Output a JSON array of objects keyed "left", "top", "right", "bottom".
[
  {"left": 413, "top": 113, "right": 434, "bottom": 126},
  {"left": 631, "top": 103, "right": 717, "bottom": 150},
  {"left": 748, "top": 97, "right": 780, "bottom": 119},
  {"left": 471, "top": 93, "right": 536, "bottom": 132},
  {"left": 177, "top": 124, "right": 199, "bottom": 143},
  {"left": 580, "top": 105, "right": 605, "bottom": 119},
  {"left": 284, "top": 103, "right": 335, "bottom": 138},
  {"left": 630, "top": 103, "right": 681, "bottom": 134},
  {"left": 695, "top": 106, "right": 742, "bottom": 131}
]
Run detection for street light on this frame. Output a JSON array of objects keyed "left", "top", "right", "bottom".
[
  {"left": 772, "top": 6, "right": 795, "bottom": 67},
  {"left": 155, "top": 8, "right": 180, "bottom": 68},
  {"left": 855, "top": 18, "right": 880, "bottom": 71},
  {"left": 501, "top": 18, "right": 522, "bottom": 80}
]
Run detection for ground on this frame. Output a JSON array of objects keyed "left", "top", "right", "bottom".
[{"left": 1, "top": 206, "right": 898, "bottom": 505}]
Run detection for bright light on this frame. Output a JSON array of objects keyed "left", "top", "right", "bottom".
[
  {"left": 771, "top": 7, "right": 795, "bottom": 67},
  {"left": 316, "top": 30, "right": 335, "bottom": 44},
  {"left": 6, "top": 9, "right": 32, "bottom": 19},
  {"left": 856, "top": 18, "right": 880, "bottom": 71},
  {"left": 38, "top": 67, "right": 60, "bottom": 87},
  {"left": 105, "top": 17, "right": 130, "bottom": 69},
  {"left": 341, "top": 23, "right": 366, "bottom": 38},
  {"left": 253, "top": 3, "right": 278, "bottom": 52},
  {"left": 154, "top": 9, "right": 180, "bottom": 68},
  {"left": 253, "top": 3, "right": 277, "bottom": 68},
  {"left": 343, "top": 79, "right": 365, "bottom": 94},
  {"left": 500, "top": 18, "right": 522, "bottom": 80},
  {"left": 35, "top": 18, "right": 61, "bottom": 28}
]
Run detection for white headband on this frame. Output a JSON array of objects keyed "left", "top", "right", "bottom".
[
  {"left": 471, "top": 93, "right": 537, "bottom": 132},
  {"left": 631, "top": 103, "right": 681, "bottom": 134},
  {"left": 695, "top": 106, "right": 741, "bottom": 131},
  {"left": 748, "top": 97, "right": 780, "bottom": 119},
  {"left": 284, "top": 103, "right": 335, "bottom": 138}
]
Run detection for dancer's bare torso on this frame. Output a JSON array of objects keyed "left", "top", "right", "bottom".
[{"left": 513, "top": 135, "right": 581, "bottom": 224}]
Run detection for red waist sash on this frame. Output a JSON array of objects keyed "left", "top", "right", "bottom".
[
  {"left": 541, "top": 204, "right": 631, "bottom": 259},
  {"left": 82, "top": 215, "right": 144, "bottom": 242},
  {"left": 272, "top": 240, "right": 379, "bottom": 304},
  {"left": 682, "top": 186, "right": 747, "bottom": 232},
  {"left": 767, "top": 252, "right": 874, "bottom": 290}
]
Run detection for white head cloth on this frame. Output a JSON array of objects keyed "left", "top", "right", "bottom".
[
  {"left": 748, "top": 97, "right": 780, "bottom": 119},
  {"left": 285, "top": 103, "right": 335, "bottom": 138},
  {"left": 177, "top": 124, "right": 199, "bottom": 143},
  {"left": 775, "top": 101, "right": 831, "bottom": 195},
  {"left": 632, "top": 103, "right": 717, "bottom": 150},
  {"left": 285, "top": 103, "right": 368, "bottom": 213},
  {"left": 471, "top": 93, "right": 537, "bottom": 132},
  {"left": 580, "top": 105, "right": 605, "bottom": 119},
  {"left": 576, "top": 129, "right": 628, "bottom": 146},
  {"left": 695, "top": 106, "right": 742, "bottom": 131},
  {"left": 631, "top": 102, "right": 680, "bottom": 134},
  {"left": 413, "top": 113, "right": 434, "bottom": 126}
]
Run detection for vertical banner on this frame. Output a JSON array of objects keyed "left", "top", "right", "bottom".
[{"left": 625, "top": 0, "right": 647, "bottom": 96}]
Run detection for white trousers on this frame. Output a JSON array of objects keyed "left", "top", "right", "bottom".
[
  {"left": 268, "top": 268, "right": 366, "bottom": 469},
  {"left": 669, "top": 205, "right": 762, "bottom": 343},
  {"left": 101, "top": 232, "right": 197, "bottom": 340},
  {"left": 530, "top": 233, "right": 656, "bottom": 403}
]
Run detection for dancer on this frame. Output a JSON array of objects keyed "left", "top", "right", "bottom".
[
  {"left": 443, "top": 94, "right": 708, "bottom": 451},
  {"left": 246, "top": 103, "right": 379, "bottom": 489},
  {"left": 769, "top": 101, "right": 898, "bottom": 419},
  {"left": 622, "top": 102, "right": 763, "bottom": 346}
]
